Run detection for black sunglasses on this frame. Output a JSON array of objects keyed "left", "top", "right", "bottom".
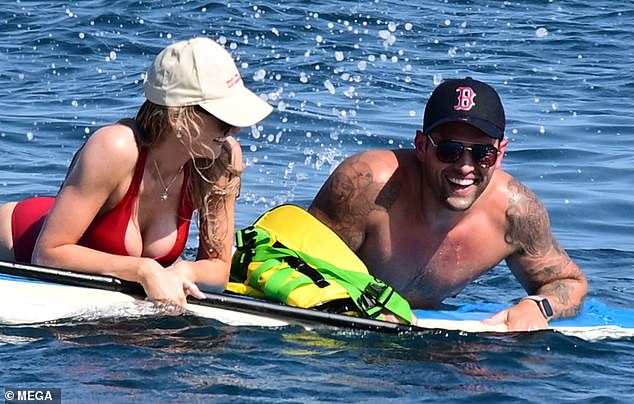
[{"left": 427, "top": 135, "right": 499, "bottom": 168}]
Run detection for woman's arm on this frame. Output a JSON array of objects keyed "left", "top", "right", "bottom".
[
  {"left": 33, "top": 124, "right": 195, "bottom": 304},
  {"left": 167, "top": 136, "right": 243, "bottom": 292}
]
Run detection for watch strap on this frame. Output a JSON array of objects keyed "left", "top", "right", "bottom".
[{"left": 521, "top": 295, "right": 554, "bottom": 321}]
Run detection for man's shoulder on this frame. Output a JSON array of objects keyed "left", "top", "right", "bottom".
[
  {"left": 485, "top": 170, "right": 552, "bottom": 243},
  {"left": 340, "top": 149, "right": 415, "bottom": 182},
  {"left": 489, "top": 170, "right": 541, "bottom": 203}
]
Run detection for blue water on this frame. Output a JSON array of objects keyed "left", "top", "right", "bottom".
[{"left": 1, "top": 0, "right": 633, "bottom": 402}]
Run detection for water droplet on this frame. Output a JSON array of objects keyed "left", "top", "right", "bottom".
[
  {"left": 535, "top": 27, "right": 549, "bottom": 38},
  {"left": 253, "top": 69, "right": 266, "bottom": 82},
  {"left": 324, "top": 80, "right": 336, "bottom": 94}
]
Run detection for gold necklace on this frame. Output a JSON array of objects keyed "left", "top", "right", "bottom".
[{"left": 152, "top": 158, "right": 184, "bottom": 202}]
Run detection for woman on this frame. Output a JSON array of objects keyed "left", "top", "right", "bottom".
[{"left": 0, "top": 37, "right": 273, "bottom": 306}]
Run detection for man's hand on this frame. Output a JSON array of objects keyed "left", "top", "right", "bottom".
[
  {"left": 482, "top": 299, "right": 549, "bottom": 331},
  {"left": 381, "top": 311, "right": 418, "bottom": 325}
]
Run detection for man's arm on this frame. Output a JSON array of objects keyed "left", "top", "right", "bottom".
[
  {"left": 308, "top": 153, "right": 383, "bottom": 252},
  {"left": 487, "top": 178, "right": 588, "bottom": 330}
]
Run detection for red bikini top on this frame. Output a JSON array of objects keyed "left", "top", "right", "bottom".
[{"left": 80, "top": 148, "right": 194, "bottom": 266}]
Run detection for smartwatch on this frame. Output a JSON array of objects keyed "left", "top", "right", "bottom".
[{"left": 522, "top": 295, "right": 554, "bottom": 321}]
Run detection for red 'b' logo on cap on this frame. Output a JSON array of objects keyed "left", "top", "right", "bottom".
[{"left": 454, "top": 87, "right": 476, "bottom": 111}]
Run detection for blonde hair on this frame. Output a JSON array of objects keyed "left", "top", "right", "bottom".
[{"left": 135, "top": 100, "right": 241, "bottom": 257}]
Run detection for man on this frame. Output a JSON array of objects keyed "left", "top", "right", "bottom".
[{"left": 309, "top": 77, "right": 588, "bottom": 331}]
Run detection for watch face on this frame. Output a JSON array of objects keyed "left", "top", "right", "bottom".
[{"left": 541, "top": 298, "right": 554, "bottom": 318}]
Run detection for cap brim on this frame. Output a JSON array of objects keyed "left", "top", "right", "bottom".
[
  {"left": 425, "top": 116, "right": 504, "bottom": 140},
  {"left": 199, "top": 86, "right": 273, "bottom": 127}
]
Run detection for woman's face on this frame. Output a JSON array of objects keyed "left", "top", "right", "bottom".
[{"left": 184, "top": 107, "right": 240, "bottom": 158}]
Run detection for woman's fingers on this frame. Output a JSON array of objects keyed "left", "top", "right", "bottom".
[{"left": 183, "top": 279, "right": 206, "bottom": 300}]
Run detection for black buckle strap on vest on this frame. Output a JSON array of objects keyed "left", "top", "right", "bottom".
[
  {"left": 286, "top": 256, "right": 330, "bottom": 288},
  {"left": 356, "top": 282, "right": 394, "bottom": 318},
  {"left": 236, "top": 226, "right": 257, "bottom": 250},
  {"left": 235, "top": 226, "right": 258, "bottom": 265},
  {"left": 232, "top": 227, "right": 259, "bottom": 282}
]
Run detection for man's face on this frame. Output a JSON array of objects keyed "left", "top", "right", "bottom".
[{"left": 416, "top": 122, "right": 506, "bottom": 211}]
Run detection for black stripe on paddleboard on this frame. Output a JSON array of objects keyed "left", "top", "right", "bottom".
[
  {"left": 0, "top": 260, "right": 145, "bottom": 295},
  {"left": 0, "top": 260, "right": 419, "bottom": 333},
  {"left": 193, "top": 291, "right": 419, "bottom": 333}
]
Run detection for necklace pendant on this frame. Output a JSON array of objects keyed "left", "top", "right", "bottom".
[{"left": 160, "top": 191, "right": 169, "bottom": 201}]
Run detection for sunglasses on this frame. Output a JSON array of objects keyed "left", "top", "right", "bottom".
[
  {"left": 427, "top": 135, "right": 499, "bottom": 168},
  {"left": 195, "top": 106, "right": 236, "bottom": 135}
]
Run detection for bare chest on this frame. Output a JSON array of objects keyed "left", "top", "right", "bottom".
[{"left": 358, "top": 216, "right": 510, "bottom": 308}]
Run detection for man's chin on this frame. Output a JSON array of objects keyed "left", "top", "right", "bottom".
[{"left": 444, "top": 196, "right": 476, "bottom": 211}]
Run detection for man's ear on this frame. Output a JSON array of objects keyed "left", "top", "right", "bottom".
[
  {"left": 415, "top": 130, "right": 426, "bottom": 161},
  {"left": 495, "top": 138, "right": 510, "bottom": 169}
]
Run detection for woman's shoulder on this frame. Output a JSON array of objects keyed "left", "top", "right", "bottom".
[
  {"left": 83, "top": 121, "right": 140, "bottom": 163},
  {"left": 70, "top": 122, "right": 141, "bottom": 184}
]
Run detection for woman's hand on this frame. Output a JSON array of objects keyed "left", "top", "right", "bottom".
[{"left": 138, "top": 259, "right": 205, "bottom": 307}]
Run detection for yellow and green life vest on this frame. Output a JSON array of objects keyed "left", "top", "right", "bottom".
[{"left": 227, "top": 204, "right": 414, "bottom": 324}]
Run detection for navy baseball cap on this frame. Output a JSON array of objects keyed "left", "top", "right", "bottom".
[{"left": 423, "top": 77, "right": 506, "bottom": 140}]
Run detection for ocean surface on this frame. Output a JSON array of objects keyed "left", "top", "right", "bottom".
[{"left": 1, "top": 0, "right": 633, "bottom": 402}]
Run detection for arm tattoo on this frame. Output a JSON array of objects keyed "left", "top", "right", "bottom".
[
  {"left": 313, "top": 155, "right": 399, "bottom": 248},
  {"left": 505, "top": 178, "right": 555, "bottom": 256},
  {"left": 504, "top": 179, "right": 579, "bottom": 314}
]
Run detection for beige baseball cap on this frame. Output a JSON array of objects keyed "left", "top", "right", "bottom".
[{"left": 144, "top": 37, "right": 273, "bottom": 127}]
